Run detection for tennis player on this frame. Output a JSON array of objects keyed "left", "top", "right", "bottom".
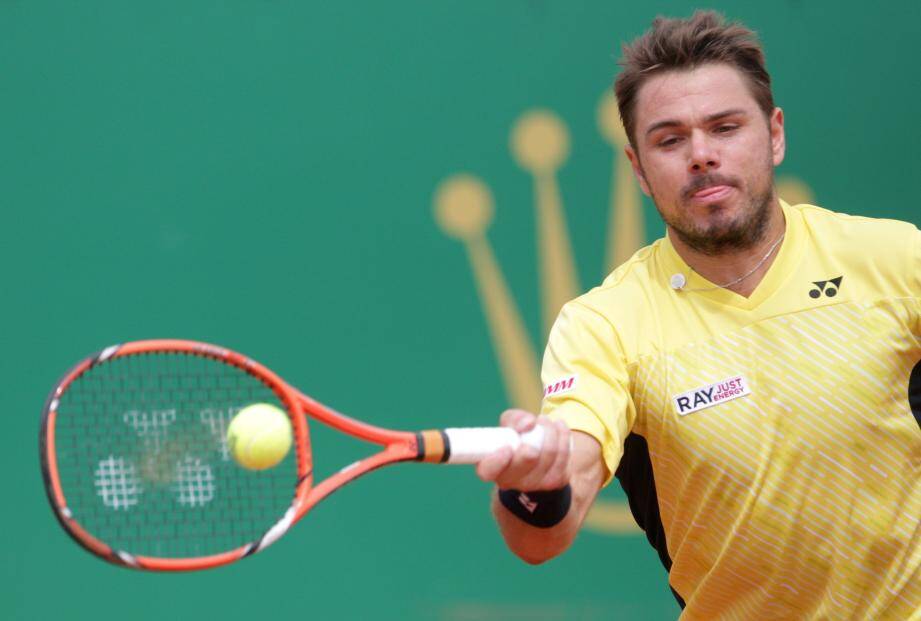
[{"left": 477, "top": 11, "right": 920, "bottom": 619}]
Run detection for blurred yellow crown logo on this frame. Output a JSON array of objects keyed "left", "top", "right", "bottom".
[{"left": 433, "top": 91, "right": 813, "bottom": 536}]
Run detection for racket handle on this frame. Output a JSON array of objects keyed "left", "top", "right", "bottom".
[{"left": 438, "top": 426, "right": 546, "bottom": 464}]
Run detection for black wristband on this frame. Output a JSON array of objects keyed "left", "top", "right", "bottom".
[{"left": 497, "top": 484, "right": 572, "bottom": 528}]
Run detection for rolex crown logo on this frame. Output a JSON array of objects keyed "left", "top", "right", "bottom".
[{"left": 434, "top": 91, "right": 814, "bottom": 536}]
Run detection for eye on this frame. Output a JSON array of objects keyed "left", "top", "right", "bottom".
[
  {"left": 657, "top": 136, "right": 683, "bottom": 148},
  {"left": 715, "top": 124, "right": 738, "bottom": 134}
]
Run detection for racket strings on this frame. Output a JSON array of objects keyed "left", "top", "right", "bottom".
[{"left": 52, "top": 351, "right": 302, "bottom": 558}]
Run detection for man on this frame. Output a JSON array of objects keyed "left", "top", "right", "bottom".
[{"left": 477, "top": 11, "right": 920, "bottom": 619}]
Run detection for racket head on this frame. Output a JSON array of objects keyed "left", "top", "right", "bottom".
[{"left": 40, "top": 340, "right": 312, "bottom": 570}]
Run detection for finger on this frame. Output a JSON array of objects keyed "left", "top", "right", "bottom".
[
  {"left": 498, "top": 420, "right": 559, "bottom": 490},
  {"left": 499, "top": 409, "right": 537, "bottom": 433},
  {"left": 530, "top": 419, "right": 561, "bottom": 487},
  {"left": 511, "top": 414, "right": 538, "bottom": 434},
  {"left": 476, "top": 446, "right": 513, "bottom": 482},
  {"left": 494, "top": 439, "right": 539, "bottom": 489}
]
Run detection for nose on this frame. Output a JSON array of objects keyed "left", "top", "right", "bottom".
[{"left": 688, "top": 129, "right": 719, "bottom": 173}]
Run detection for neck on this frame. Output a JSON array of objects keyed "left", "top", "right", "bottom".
[{"left": 669, "top": 200, "right": 786, "bottom": 298}]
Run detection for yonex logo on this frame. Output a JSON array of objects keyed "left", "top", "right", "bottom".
[
  {"left": 543, "top": 375, "right": 577, "bottom": 398},
  {"left": 809, "top": 276, "right": 843, "bottom": 298}
]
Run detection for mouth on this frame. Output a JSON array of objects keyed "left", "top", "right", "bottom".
[{"left": 689, "top": 184, "right": 734, "bottom": 203}]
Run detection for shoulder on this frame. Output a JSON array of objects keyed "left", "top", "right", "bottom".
[
  {"left": 794, "top": 202, "right": 918, "bottom": 251},
  {"left": 550, "top": 240, "right": 668, "bottom": 358},
  {"left": 574, "top": 239, "right": 666, "bottom": 318},
  {"left": 792, "top": 203, "right": 919, "bottom": 294}
]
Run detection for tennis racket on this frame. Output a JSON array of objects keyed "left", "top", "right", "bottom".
[{"left": 40, "top": 339, "right": 545, "bottom": 571}]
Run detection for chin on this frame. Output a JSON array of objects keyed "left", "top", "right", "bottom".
[
  {"left": 694, "top": 194, "right": 741, "bottom": 213},
  {"left": 676, "top": 211, "right": 750, "bottom": 248},
  {"left": 693, "top": 205, "right": 743, "bottom": 230}
]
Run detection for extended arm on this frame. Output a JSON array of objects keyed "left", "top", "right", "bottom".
[{"left": 477, "top": 410, "right": 606, "bottom": 564}]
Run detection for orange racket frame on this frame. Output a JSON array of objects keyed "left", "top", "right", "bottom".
[{"left": 40, "top": 339, "right": 486, "bottom": 572}]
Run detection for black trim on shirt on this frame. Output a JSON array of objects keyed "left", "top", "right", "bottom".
[{"left": 615, "top": 432, "right": 686, "bottom": 609}]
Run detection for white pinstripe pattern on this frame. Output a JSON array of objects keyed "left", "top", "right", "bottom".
[
  {"left": 626, "top": 301, "right": 920, "bottom": 619},
  {"left": 542, "top": 206, "right": 921, "bottom": 620}
]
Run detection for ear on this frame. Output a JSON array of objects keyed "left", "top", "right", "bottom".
[
  {"left": 770, "top": 107, "right": 785, "bottom": 167},
  {"left": 625, "top": 144, "right": 652, "bottom": 197}
]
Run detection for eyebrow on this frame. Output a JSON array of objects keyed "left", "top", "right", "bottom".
[{"left": 644, "top": 108, "right": 748, "bottom": 138}]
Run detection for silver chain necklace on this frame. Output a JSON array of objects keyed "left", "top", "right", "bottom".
[{"left": 674, "top": 230, "right": 786, "bottom": 293}]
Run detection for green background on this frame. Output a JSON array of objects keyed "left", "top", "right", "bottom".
[{"left": 3, "top": 2, "right": 918, "bottom": 620}]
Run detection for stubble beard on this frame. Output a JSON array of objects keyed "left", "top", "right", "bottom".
[{"left": 650, "top": 166, "right": 776, "bottom": 257}]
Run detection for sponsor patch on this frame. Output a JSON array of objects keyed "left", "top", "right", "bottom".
[
  {"left": 673, "top": 375, "right": 751, "bottom": 416},
  {"left": 543, "top": 374, "right": 577, "bottom": 398}
]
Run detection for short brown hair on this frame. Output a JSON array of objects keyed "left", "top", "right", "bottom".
[{"left": 614, "top": 11, "right": 774, "bottom": 147}]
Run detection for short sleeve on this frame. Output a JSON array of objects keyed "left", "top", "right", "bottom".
[
  {"left": 911, "top": 225, "right": 921, "bottom": 332},
  {"left": 539, "top": 301, "right": 636, "bottom": 485},
  {"left": 913, "top": 225, "right": 921, "bottom": 296}
]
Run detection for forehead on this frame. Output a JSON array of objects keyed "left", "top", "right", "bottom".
[{"left": 635, "top": 63, "right": 760, "bottom": 130}]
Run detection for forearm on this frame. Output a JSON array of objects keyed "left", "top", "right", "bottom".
[{"left": 492, "top": 431, "right": 605, "bottom": 564}]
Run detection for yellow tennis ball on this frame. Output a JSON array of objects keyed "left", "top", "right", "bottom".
[{"left": 227, "top": 403, "right": 292, "bottom": 470}]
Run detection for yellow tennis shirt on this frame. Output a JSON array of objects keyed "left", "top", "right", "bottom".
[{"left": 541, "top": 201, "right": 921, "bottom": 619}]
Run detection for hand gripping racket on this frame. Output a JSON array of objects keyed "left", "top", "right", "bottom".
[{"left": 40, "top": 339, "right": 545, "bottom": 571}]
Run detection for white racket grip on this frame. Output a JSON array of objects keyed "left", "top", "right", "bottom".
[{"left": 442, "top": 426, "right": 545, "bottom": 464}]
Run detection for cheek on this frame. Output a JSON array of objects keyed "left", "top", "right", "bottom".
[
  {"left": 730, "top": 136, "right": 773, "bottom": 173},
  {"left": 643, "top": 157, "right": 684, "bottom": 198}
]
